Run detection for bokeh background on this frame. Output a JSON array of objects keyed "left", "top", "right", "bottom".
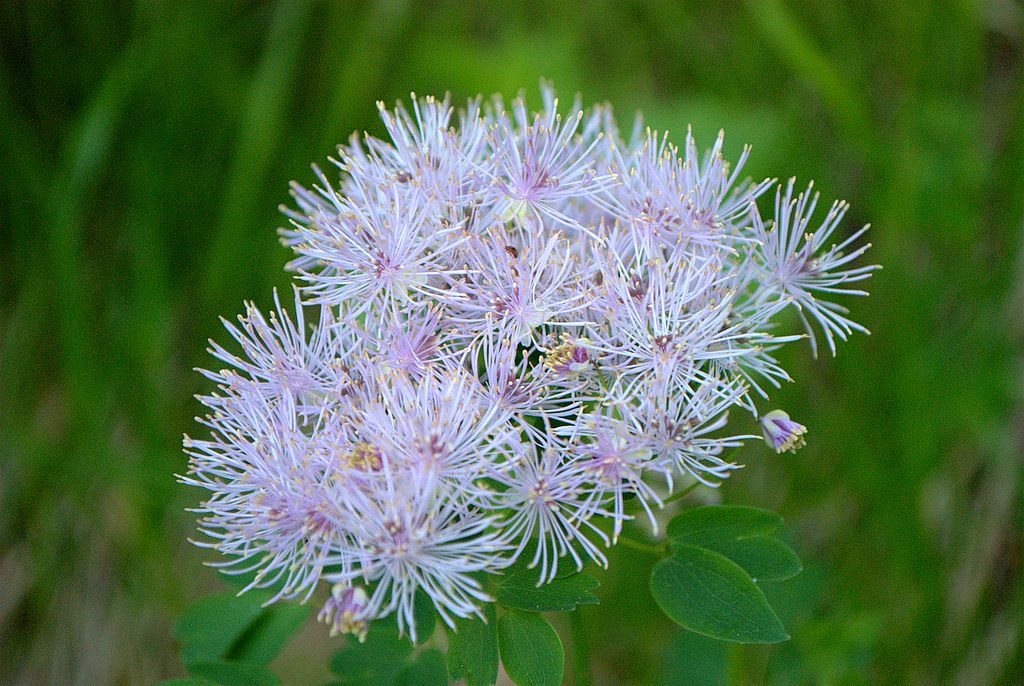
[{"left": 2, "top": 1, "right": 1023, "bottom": 684}]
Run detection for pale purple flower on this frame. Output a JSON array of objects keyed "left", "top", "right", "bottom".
[
  {"left": 484, "top": 91, "right": 616, "bottom": 236},
  {"left": 749, "top": 179, "right": 878, "bottom": 356},
  {"left": 607, "top": 128, "right": 768, "bottom": 258},
  {"left": 542, "top": 334, "right": 592, "bottom": 376},
  {"left": 564, "top": 410, "right": 665, "bottom": 541},
  {"left": 185, "top": 83, "right": 874, "bottom": 640},
  {"left": 323, "top": 464, "right": 507, "bottom": 641},
  {"left": 201, "top": 287, "right": 343, "bottom": 410},
  {"left": 182, "top": 393, "right": 351, "bottom": 604},
  {"left": 466, "top": 326, "right": 582, "bottom": 443},
  {"left": 373, "top": 306, "right": 447, "bottom": 379},
  {"left": 641, "top": 377, "right": 750, "bottom": 488},
  {"left": 491, "top": 443, "right": 610, "bottom": 584},
  {"left": 357, "top": 371, "right": 518, "bottom": 479},
  {"left": 446, "top": 228, "right": 588, "bottom": 344},
  {"left": 585, "top": 256, "right": 740, "bottom": 398},
  {"left": 289, "top": 182, "right": 468, "bottom": 315}
]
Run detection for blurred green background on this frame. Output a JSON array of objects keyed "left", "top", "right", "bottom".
[{"left": 2, "top": 1, "right": 1022, "bottom": 684}]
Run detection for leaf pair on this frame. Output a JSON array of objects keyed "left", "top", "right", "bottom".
[
  {"left": 159, "top": 590, "right": 310, "bottom": 686},
  {"left": 328, "top": 593, "right": 442, "bottom": 685},
  {"left": 447, "top": 563, "right": 600, "bottom": 686},
  {"left": 447, "top": 604, "right": 565, "bottom": 686},
  {"left": 650, "top": 506, "right": 801, "bottom": 644},
  {"left": 329, "top": 625, "right": 447, "bottom": 686},
  {"left": 495, "top": 565, "right": 600, "bottom": 613}
]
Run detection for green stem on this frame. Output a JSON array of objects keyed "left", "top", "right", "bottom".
[
  {"left": 593, "top": 363, "right": 611, "bottom": 395},
  {"left": 617, "top": 535, "right": 665, "bottom": 556},
  {"left": 662, "top": 481, "right": 702, "bottom": 506}
]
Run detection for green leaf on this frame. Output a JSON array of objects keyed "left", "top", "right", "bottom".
[
  {"left": 380, "top": 591, "right": 437, "bottom": 644},
  {"left": 446, "top": 603, "right": 499, "bottom": 686},
  {"left": 649, "top": 545, "right": 789, "bottom": 644},
  {"left": 497, "top": 610, "right": 564, "bottom": 686},
  {"left": 226, "top": 602, "right": 310, "bottom": 665},
  {"left": 186, "top": 661, "right": 280, "bottom": 686},
  {"left": 504, "top": 540, "right": 581, "bottom": 579},
  {"left": 329, "top": 623, "right": 414, "bottom": 683},
  {"left": 394, "top": 649, "right": 448, "bottom": 686},
  {"left": 174, "top": 591, "right": 270, "bottom": 665},
  {"left": 666, "top": 506, "right": 800, "bottom": 582},
  {"left": 496, "top": 568, "right": 600, "bottom": 613},
  {"left": 666, "top": 506, "right": 782, "bottom": 543},
  {"left": 413, "top": 593, "right": 438, "bottom": 642},
  {"left": 669, "top": 535, "right": 802, "bottom": 582},
  {"left": 155, "top": 679, "right": 219, "bottom": 686}
]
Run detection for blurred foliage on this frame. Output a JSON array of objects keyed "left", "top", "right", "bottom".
[{"left": 1, "top": 0, "right": 1023, "bottom": 684}]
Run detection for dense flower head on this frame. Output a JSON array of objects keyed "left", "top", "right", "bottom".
[{"left": 183, "top": 84, "right": 876, "bottom": 642}]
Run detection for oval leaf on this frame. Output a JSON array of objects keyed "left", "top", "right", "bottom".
[
  {"left": 226, "top": 603, "right": 310, "bottom": 665},
  {"left": 650, "top": 544, "right": 788, "bottom": 644},
  {"left": 504, "top": 540, "right": 581, "bottom": 579},
  {"left": 496, "top": 569, "right": 600, "bottom": 612},
  {"left": 666, "top": 506, "right": 782, "bottom": 543},
  {"left": 497, "top": 610, "right": 564, "bottom": 686},
  {"left": 186, "top": 661, "right": 280, "bottom": 686},
  {"left": 447, "top": 603, "right": 499, "bottom": 686},
  {"left": 394, "top": 649, "right": 448, "bottom": 686},
  {"left": 669, "top": 536, "right": 802, "bottom": 582},
  {"left": 376, "top": 591, "right": 438, "bottom": 644},
  {"left": 174, "top": 591, "right": 271, "bottom": 665},
  {"left": 330, "top": 623, "right": 413, "bottom": 682}
]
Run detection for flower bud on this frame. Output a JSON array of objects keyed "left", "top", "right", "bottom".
[
  {"left": 761, "top": 410, "right": 807, "bottom": 453},
  {"left": 318, "top": 584, "right": 372, "bottom": 641},
  {"left": 543, "top": 336, "right": 592, "bottom": 375}
]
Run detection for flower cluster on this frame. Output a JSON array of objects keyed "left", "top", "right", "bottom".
[{"left": 182, "top": 86, "right": 875, "bottom": 642}]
